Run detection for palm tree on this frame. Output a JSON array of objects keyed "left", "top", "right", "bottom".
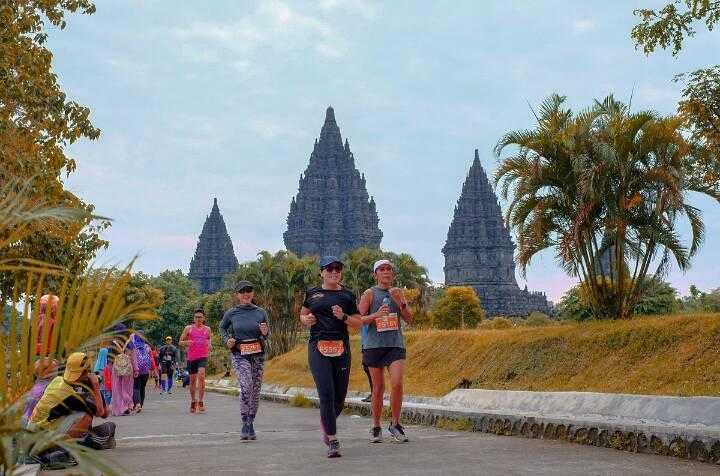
[
  {"left": 495, "top": 94, "right": 720, "bottom": 319},
  {"left": 1, "top": 178, "right": 157, "bottom": 473}
]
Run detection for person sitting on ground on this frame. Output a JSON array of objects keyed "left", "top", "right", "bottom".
[
  {"left": 29, "top": 352, "right": 116, "bottom": 450},
  {"left": 22, "top": 358, "right": 59, "bottom": 428}
]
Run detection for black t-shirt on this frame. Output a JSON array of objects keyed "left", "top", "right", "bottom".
[{"left": 303, "top": 286, "right": 358, "bottom": 343}]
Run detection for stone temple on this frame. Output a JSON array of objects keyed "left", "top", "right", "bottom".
[
  {"left": 284, "top": 107, "right": 382, "bottom": 257},
  {"left": 189, "top": 198, "right": 239, "bottom": 294},
  {"left": 443, "top": 150, "right": 551, "bottom": 317}
]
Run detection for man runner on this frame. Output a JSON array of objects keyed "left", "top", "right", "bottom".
[
  {"left": 158, "top": 336, "right": 178, "bottom": 394},
  {"left": 358, "top": 259, "right": 412, "bottom": 443},
  {"left": 180, "top": 309, "right": 212, "bottom": 413}
]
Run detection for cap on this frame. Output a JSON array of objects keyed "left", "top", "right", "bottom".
[
  {"left": 373, "top": 259, "right": 395, "bottom": 272},
  {"left": 165, "top": 336, "right": 172, "bottom": 341},
  {"left": 235, "top": 280, "right": 255, "bottom": 292},
  {"left": 319, "top": 256, "right": 344, "bottom": 269},
  {"left": 63, "top": 352, "right": 89, "bottom": 382}
]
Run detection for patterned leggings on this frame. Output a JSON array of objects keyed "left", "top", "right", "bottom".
[{"left": 231, "top": 353, "right": 265, "bottom": 423}]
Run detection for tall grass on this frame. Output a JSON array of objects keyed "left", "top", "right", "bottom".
[{"left": 265, "top": 313, "right": 720, "bottom": 397}]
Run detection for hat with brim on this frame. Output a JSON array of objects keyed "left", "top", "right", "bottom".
[
  {"left": 319, "top": 256, "right": 344, "bottom": 269},
  {"left": 235, "top": 280, "right": 255, "bottom": 292},
  {"left": 63, "top": 352, "right": 88, "bottom": 382}
]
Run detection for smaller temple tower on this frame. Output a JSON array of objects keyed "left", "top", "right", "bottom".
[
  {"left": 188, "top": 198, "right": 239, "bottom": 294},
  {"left": 443, "top": 150, "right": 551, "bottom": 317}
]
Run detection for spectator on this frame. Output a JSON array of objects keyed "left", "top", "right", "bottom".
[{"left": 22, "top": 358, "right": 58, "bottom": 428}]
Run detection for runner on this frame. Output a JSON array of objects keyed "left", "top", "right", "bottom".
[
  {"left": 157, "top": 336, "right": 178, "bottom": 395},
  {"left": 219, "top": 280, "right": 270, "bottom": 440},
  {"left": 358, "top": 259, "right": 413, "bottom": 443},
  {"left": 300, "top": 256, "right": 362, "bottom": 458},
  {"left": 128, "top": 333, "right": 153, "bottom": 413},
  {"left": 180, "top": 308, "right": 212, "bottom": 413}
]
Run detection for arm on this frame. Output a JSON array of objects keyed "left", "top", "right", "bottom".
[
  {"left": 299, "top": 306, "right": 316, "bottom": 327},
  {"left": 179, "top": 326, "right": 191, "bottom": 347},
  {"left": 87, "top": 373, "right": 107, "bottom": 418},
  {"left": 331, "top": 304, "right": 363, "bottom": 330},
  {"left": 259, "top": 310, "right": 270, "bottom": 338},
  {"left": 390, "top": 287, "right": 413, "bottom": 324},
  {"left": 358, "top": 289, "right": 387, "bottom": 326}
]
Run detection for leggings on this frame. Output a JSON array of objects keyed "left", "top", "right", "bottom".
[
  {"left": 308, "top": 341, "right": 351, "bottom": 436},
  {"left": 231, "top": 353, "right": 265, "bottom": 422},
  {"left": 161, "top": 365, "right": 174, "bottom": 392},
  {"left": 133, "top": 373, "right": 149, "bottom": 406}
]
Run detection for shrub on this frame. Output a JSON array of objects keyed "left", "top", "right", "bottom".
[
  {"left": 521, "top": 312, "right": 554, "bottom": 327},
  {"left": 430, "top": 286, "right": 485, "bottom": 329},
  {"left": 289, "top": 393, "right": 313, "bottom": 408},
  {"left": 478, "top": 316, "right": 514, "bottom": 329}
]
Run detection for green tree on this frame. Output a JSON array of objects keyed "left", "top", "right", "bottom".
[
  {"left": 142, "top": 270, "right": 200, "bottom": 344},
  {"left": 495, "top": 94, "right": 720, "bottom": 319},
  {"left": 342, "top": 247, "right": 430, "bottom": 298},
  {"left": 681, "top": 284, "right": 720, "bottom": 311},
  {"left": 430, "top": 286, "right": 485, "bottom": 329},
  {"left": 0, "top": 1, "right": 108, "bottom": 298},
  {"left": 632, "top": 1, "right": 720, "bottom": 56},
  {"left": 229, "top": 251, "right": 317, "bottom": 357}
]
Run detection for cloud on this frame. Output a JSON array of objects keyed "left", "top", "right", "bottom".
[
  {"left": 317, "top": 0, "right": 379, "bottom": 20},
  {"left": 572, "top": 19, "right": 596, "bottom": 33},
  {"left": 245, "top": 117, "right": 307, "bottom": 139},
  {"left": 172, "top": 0, "right": 350, "bottom": 73}
]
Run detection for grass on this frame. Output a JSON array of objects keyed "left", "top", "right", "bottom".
[
  {"left": 264, "top": 313, "right": 720, "bottom": 397},
  {"left": 288, "top": 393, "right": 314, "bottom": 408}
]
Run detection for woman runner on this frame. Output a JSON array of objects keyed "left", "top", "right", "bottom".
[
  {"left": 180, "top": 309, "right": 212, "bottom": 413},
  {"left": 299, "top": 256, "right": 362, "bottom": 458},
  {"left": 219, "top": 280, "right": 270, "bottom": 440}
]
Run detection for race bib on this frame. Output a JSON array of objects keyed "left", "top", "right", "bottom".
[
  {"left": 317, "top": 340, "right": 344, "bottom": 357},
  {"left": 163, "top": 355, "right": 172, "bottom": 362},
  {"left": 239, "top": 340, "right": 263, "bottom": 355},
  {"left": 376, "top": 313, "right": 399, "bottom": 332}
]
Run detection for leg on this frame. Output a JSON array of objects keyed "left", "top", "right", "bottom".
[
  {"left": 248, "top": 355, "right": 265, "bottom": 421},
  {"left": 388, "top": 359, "right": 406, "bottom": 425},
  {"left": 167, "top": 367, "right": 174, "bottom": 393},
  {"left": 132, "top": 376, "right": 141, "bottom": 408},
  {"left": 65, "top": 414, "right": 93, "bottom": 438},
  {"left": 189, "top": 374, "right": 197, "bottom": 403},
  {"left": 139, "top": 374, "right": 149, "bottom": 406},
  {"left": 197, "top": 367, "right": 206, "bottom": 403},
  {"left": 231, "top": 354, "right": 253, "bottom": 422},
  {"left": 331, "top": 350, "right": 351, "bottom": 419},
  {"left": 369, "top": 366, "right": 385, "bottom": 427},
  {"left": 363, "top": 363, "right": 373, "bottom": 392},
  {"left": 308, "top": 343, "right": 337, "bottom": 437}
]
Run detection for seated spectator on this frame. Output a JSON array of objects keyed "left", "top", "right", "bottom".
[
  {"left": 29, "top": 352, "right": 116, "bottom": 450},
  {"left": 22, "top": 358, "right": 59, "bottom": 428}
]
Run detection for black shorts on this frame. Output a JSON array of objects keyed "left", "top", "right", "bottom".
[
  {"left": 362, "top": 347, "right": 406, "bottom": 368},
  {"left": 187, "top": 358, "right": 207, "bottom": 375}
]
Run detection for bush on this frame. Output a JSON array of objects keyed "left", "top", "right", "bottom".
[
  {"left": 430, "top": 286, "right": 485, "bottom": 329},
  {"left": 521, "top": 312, "right": 554, "bottom": 327},
  {"left": 478, "top": 316, "right": 514, "bottom": 329},
  {"left": 289, "top": 393, "right": 313, "bottom": 408}
]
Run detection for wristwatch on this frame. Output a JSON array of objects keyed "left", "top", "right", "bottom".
[{"left": 341, "top": 313, "right": 348, "bottom": 322}]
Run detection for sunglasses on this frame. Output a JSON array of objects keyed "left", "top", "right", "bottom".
[
  {"left": 324, "top": 264, "right": 343, "bottom": 273},
  {"left": 237, "top": 287, "right": 254, "bottom": 293}
]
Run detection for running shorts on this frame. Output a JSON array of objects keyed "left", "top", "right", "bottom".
[
  {"left": 362, "top": 347, "right": 406, "bottom": 368},
  {"left": 187, "top": 358, "right": 208, "bottom": 375}
]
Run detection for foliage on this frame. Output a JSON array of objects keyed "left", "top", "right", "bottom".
[
  {"left": 430, "top": 286, "right": 485, "bottom": 329},
  {"left": 341, "top": 247, "right": 430, "bottom": 298},
  {"left": 557, "top": 280, "right": 679, "bottom": 320},
  {"left": 229, "top": 251, "right": 318, "bottom": 358},
  {"left": 0, "top": 0, "right": 109, "bottom": 298},
  {"left": 681, "top": 285, "right": 720, "bottom": 312},
  {"left": 289, "top": 393, "right": 314, "bottom": 408},
  {"left": 495, "top": 94, "right": 720, "bottom": 319},
  {"left": 521, "top": 312, "right": 554, "bottom": 327},
  {"left": 0, "top": 179, "right": 156, "bottom": 475},
  {"left": 141, "top": 270, "right": 200, "bottom": 345},
  {"left": 477, "top": 316, "right": 514, "bottom": 330},
  {"left": 632, "top": 1, "right": 720, "bottom": 55}
]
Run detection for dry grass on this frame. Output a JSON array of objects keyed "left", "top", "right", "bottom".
[{"left": 264, "top": 313, "right": 720, "bottom": 397}]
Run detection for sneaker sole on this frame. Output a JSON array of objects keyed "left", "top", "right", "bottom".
[{"left": 327, "top": 452, "right": 342, "bottom": 458}]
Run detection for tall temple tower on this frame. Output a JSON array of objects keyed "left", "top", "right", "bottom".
[
  {"left": 284, "top": 107, "right": 382, "bottom": 257},
  {"left": 189, "top": 198, "right": 239, "bottom": 294},
  {"left": 443, "top": 150, "right": 551, "bottom": 317}
]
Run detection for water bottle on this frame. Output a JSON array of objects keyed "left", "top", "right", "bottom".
[{"left": 382, "top": 297, "right": 391, "bottom": 308}]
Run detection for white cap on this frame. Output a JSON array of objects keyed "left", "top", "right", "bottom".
[{"left": 373, "top": 259, "right": 395, "bottom": 273}]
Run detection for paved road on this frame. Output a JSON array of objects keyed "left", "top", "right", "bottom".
[{"left": 104, "top": 388, "right": 714, "bottom": 475}]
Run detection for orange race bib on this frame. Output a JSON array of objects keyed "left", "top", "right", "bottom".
[
  {"left": 376, "top": 313, "right": 399, "bottom": 332},
  {"left": 317, "top": 340, "right": 345, "bottom": 357},
  {"left": 239, "top": 340, "right": 263, "bottom": 355}
]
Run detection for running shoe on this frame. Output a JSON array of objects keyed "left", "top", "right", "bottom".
[
  {"left": 240, "top": 423, "right": 250, "bottom": 440},
  {"left": 361, "top": 394, "right": 372, "bottom": 403},
  {"left": 248, "top": 422, "right": 256, "bottom": 440},
  {"left": 190, "top": 401, "right": 197, "bottom": 413},
  {"left": 327, "top": 439, "right": 341, "bottom": 458},
  {"left": 198, "top": 401, "right": 205, "bottom": 413},
  {"left": 370, "top": 426, "right": 382, "bottom": 443},
  {"left": 388, "top": 423, "right": 409, "bottom": 442}
]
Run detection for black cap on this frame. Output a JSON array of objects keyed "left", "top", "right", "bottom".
[
  {"left": 319, "top": 256, "right": 344, "bottom": 269},
  {"left": 235, "top": 280, "right": 255, "bottom": 292}
]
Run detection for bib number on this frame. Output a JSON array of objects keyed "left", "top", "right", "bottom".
[
  {"left": 376, "top": 313, "right": 399, "bottom": 332},
  {"left": 317, "top": 340, "right": 344, "bottom": 357},
  {"left": 239, "top": 340, "right": 263, "bottom": 355},
  {"left": 163, "top": 355, "right": 172, "bottom": 362}
]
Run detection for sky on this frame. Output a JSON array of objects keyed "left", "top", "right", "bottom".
[{"left": 52, "top": 0, "right": 719, "bottom": 302}]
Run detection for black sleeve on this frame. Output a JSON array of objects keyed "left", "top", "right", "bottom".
[{"left": 345, "top": 291, "right": 359, "bottom": 315}]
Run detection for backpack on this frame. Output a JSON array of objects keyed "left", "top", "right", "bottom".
[
  {"left": 135, "top": 344, "right": 152, "bottom": 374},
  {"left": 113, "top": 353, "right": 132, "bottom": 377}
]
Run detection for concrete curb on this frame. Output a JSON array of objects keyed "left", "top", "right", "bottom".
[{"left": 206, "top": 382, "right": 720, "bottom": 465}]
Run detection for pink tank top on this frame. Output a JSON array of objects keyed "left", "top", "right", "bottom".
[{"left": 187, "top": 325, "right": 210, "bottom": 360}]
